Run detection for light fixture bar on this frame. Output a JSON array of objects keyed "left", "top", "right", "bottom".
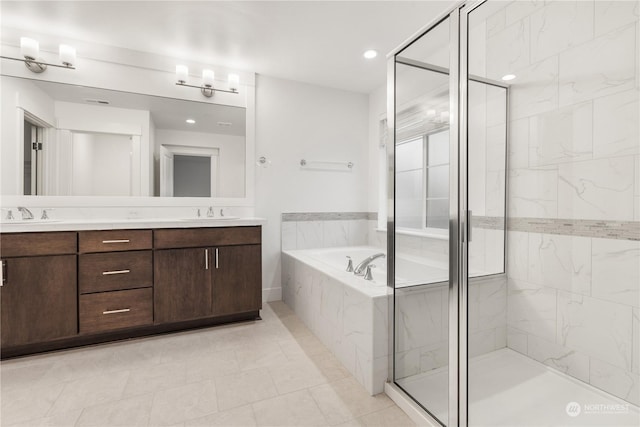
[
  {"left": 0, "top": 55, "right": 76, "bottom": 73},
  {"left": 175, "top": 81, "right": 238, "bottom": 97}
]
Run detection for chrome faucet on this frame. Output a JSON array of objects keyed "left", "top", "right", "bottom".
[
  {"left": 17, "top": 207, "right": 34, "bottom": 220},
  {"left": 363, "top": 264, "right": 376, "bottom": 281},
  {"left": 206, "top": 206, "right": 215, "bottom": 218},
  {"left": 353, "top": 253, "right": 385, "bottom": 276}
]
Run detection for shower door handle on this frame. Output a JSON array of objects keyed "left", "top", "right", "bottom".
[{"left": 467, "top": 210, "right": 472, "bottom": 243}]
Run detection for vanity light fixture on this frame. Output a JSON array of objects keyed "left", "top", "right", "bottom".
[
  {"left": 501, "top": 74, "right": 516, "bottom": 81},
  {"left": 0, "top": 37, "right": 76, "bottom": 73},
  {"left": 175, "top": 65, "right": 240, "bottom": 98}
]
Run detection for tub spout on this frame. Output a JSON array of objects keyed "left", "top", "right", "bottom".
[{"left": 353, "top": 253, "right": 385, "bottom": 276}]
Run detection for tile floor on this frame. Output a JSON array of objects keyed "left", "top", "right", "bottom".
[{"left": 0, "top": 302, "right": 415, "bottom": 427}]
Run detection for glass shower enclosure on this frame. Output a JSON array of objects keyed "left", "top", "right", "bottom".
[{"left": 387, "top": 1, "right": 639, "bottom": 426}]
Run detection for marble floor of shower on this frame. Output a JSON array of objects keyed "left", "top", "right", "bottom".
[{"left": 398, "top": 348, "right": 640, "bottom": 427}]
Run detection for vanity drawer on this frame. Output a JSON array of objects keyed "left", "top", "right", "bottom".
[
  {"left": 0, "top": 232, "right": 77, "bottom": 257},
  {"left": 154, "top": 226, "right": 261, "bottom": 249},
  {"left": 79, "top": 251, "right": 152, "bottom": 294},
  {"left": 79, "top": 288, "right": 152, "bottom": 334},
  {"left": 79, "top": 230, "right": 152, "bottom": 253}
]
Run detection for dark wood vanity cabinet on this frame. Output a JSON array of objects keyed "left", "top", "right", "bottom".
[
  {"left": 154, "top": 227, "right": 262, "bottom": 324},
  {"left": 0, "top": 233, "right": 78, "bottom": 347},
  {"left": 1, "top": 225, "right": 262, "bottom": 357}
]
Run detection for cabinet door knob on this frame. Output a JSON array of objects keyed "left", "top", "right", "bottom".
[
  {"left": 205, "top": 249, "right": 209, "bottom": 270},
  {"left": 102, "top": 239, "right": 130, "bottom": 244},
  {"left": 102, "top": 308, "right": 131, "bottom": 315},
  {"left": 215, "top": 248, "right": 219, "bottom": 269}
]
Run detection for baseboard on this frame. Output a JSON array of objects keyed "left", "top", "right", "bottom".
[{"left": 262, "top": 286, "right": 282, "bottom": 302}]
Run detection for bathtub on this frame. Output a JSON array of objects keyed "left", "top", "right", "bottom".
[
  {"left": 281, "top": 245, "right": 449, "bottom": 395},
  {"left": 282, "top": 245, "right": 507, "bottom": 395}
]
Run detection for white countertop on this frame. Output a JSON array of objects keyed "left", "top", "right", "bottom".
[{"left": 0, "top": 217, "right": 266, "bottom": 233}]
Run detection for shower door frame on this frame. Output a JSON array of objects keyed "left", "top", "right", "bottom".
[{"left": 386, "top": 1, "right": 495, "bottom": 425}]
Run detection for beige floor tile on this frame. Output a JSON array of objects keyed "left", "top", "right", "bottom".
[
  {"left": 267, "top": 301, "right": 296, "bottom": 318},
  {"left": 268, "top": 358, "right": 329, "bottom": 395},
  {"left": 122, "top": 361, "right": 187, "bottom": 397},
  {"left": 0, "top": 383, "right": 65, "bottom": 425},
  {"left": 309, "top": 377, "right": 394, "bottom": 425},
  {"left": 235, "top": 341, "right": 289, "bottom": 371},
  {"left": 357, "top": 406, "right": 416, "bottom": 426},
  {"left": 185, "top": 349, "right": 240, "bottom": 382},
  {"left": 333, "top": 419, "right": 365, "bottom": 427},
  {"left": 76, "top": 393, "right": 153, "bottom": 426},
  {"left": 306, "top": 352, "right": 351, "bottom": 383},
  {"left": 47, "top": 370, "right": 130, "bottom": 415},
  {"left": 214, "top": 368, "right": 278, "bottom": 411},
  {"left": 0, "top": 359, "right": 56, "bottom": 391},
  {"left": 148, "top": 379, "right": 218, "bottom": 426},
  {"left": 3, "top": 409, "right": 82, "bottom": 427},
  {"left": 252, "top": 389, "right": 328, "bottom": 426},
  {"left": 184, "top": 404, "right": 257, "bottom": 427},
  {"left": 279, "top": 333, "right": 331, "bottom": 360}
]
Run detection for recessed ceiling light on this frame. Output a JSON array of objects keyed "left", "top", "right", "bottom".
[
  {"left": 501, "top": 74, "right": 516, "bottom": 81},
  {"left": 186, "top": 119, "right": 196, "bottom": 124},
  {"left": 363, "top": 49, "right": 378, "bottom": 59}
]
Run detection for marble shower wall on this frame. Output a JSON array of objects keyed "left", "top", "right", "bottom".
[
  {"left": 281, "top": 212, "right": 370, "bottom": 251},
  {"left": 481, "top": 0, "right": 640, "bottom": 406}
]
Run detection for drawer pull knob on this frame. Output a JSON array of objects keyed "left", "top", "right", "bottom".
[
  {"left": 102, "top": 239, "right": 130, "bottom": 244},
  {"left": 102, "top": 269, "right": 131, "bottom": 276},
  {"left": 103, "top": 308, "right": 131, "bottom": 315}
]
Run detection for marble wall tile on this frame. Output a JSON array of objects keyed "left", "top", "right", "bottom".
[
  {"left": 593, "top": 89, "right": 640, "bottom": 158},
  {"left": 529, "top": 101, "right": 593, "bottom": 166},
  {"left": 468, "top": 278, "right": 507, "bottom": 333},
  {"left": 633, "top": 307, "right": 639, "bottom": 374},
  {"left": 296, "top": 221, "right": 323, "bottom": 249},
  {"left": 347, "top": 219, "right": 369, "bottom": 246},
  {"left": 505, "top": 0, "right": 545, "bottom": 26},
  {"left": 507, "top": 279, "right": 557, "bottom": 342},
  {"left": 486, "top": 7, "right": 505, "bottom": 38},
  {"left": 395, "top": 348, "right": 420, "bottom": 379},
  {"left": 395, "top": 234, "right": 422, "bottom": 258},
  {"left": 507, "top": 231, "right": 529, "bottom": 281},
  {"left": 595, "top": 1, "right": 640, "bottom": 37},
  {"left": 527, "top": 233, "right": 592, "bottom": 295},
  {"left": 484, "top": 229, "right": 506, "bottom": 275},
  {"left": 527, "top": 335, "right": 590, "bottom": 383},
  {"left": 373, "top": 296, "right": 389, "bottom": 359},
  {"left": 487, "top": 18, "right": 531, "bottom": 79},
  {"left": 469, "top": 227, "right": 487, "bottom": 275},
  {"left": 395, "top": 287, "right": 444, "bottom": 352},
  {"left": 419, "top": 342, "right": 449, "bottom": 373},
  {"left": 507, "top": 326, "right": 528, "bottom": 355},
  {"left": 323, "top": 220, "right": 349, "bottom": 248},
  {"left": 469, "top": 329, "right": 497, "bottom": 358},
  {"left": 510, "top": 56, "right": 559, "bottom": 120},
  {"left": 592, "top": 238, "right": 640, "bottom": 307},
  {"left": 557, "top": 291, "right": 633, "bottom": 370},
  {"left": 529, "top": 0, "right": 594, "bottom": 63},
  {"left": 590, "top": 358, "right": 640, "bottom": 406},
  {"left": 486, "top": 124, "right": 507, "bottom": 172},
  {"left": 495, "top": 325, "right": 507, "bottom": 349},
  {"left": 559, "top": 24, "right": 636, "bottom": 107},
  {"left": 509, "top": 118, "right": 530, "bottom": 169},
  {"left": 558, "top": 157, "right": 635, "bottom": 220},
  {"left": 281, "top": 222, "right": 297, "bottom": 251},
  {"left": 508, "top": 167, "right": 558, "bottom": 218},
  {"left": 485, "top": 171, "right": 506, "bottom": 217}
]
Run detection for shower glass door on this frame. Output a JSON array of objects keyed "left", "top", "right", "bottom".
[{"left": 390, "top": 14, "right": 456, "bottom": 427}]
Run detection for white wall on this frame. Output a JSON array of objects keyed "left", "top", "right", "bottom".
[
  {"left": 154, "top": 129, "right": 245, "bottom": 198},
  {"left": 255, "top": 75, "right": 369, "bottom": 301}
]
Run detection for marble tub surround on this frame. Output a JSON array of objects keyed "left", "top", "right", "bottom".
[
  {"left": 281, "top": 212, "right": 370, "bottom": 250},
  {"left": 281, "top": 248, "right": 388, "bottom": 395}
]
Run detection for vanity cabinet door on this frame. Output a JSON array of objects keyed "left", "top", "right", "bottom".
[
  {"left": 1, "top": 255, "right": 77, "bottom": 347},
  {"left": 212, "top": 245, "right": 262, "bottom": 316},
  {"left": 154, "top": 247, "right": 212, "bottom": 323}
]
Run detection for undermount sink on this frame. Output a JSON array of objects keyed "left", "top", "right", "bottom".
[{"left": 181, "top": 216, "right": 241, "bottom": 221}]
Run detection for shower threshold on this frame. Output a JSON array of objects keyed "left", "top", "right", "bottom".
[{"left": 397, "top": 348, "right": 639, "bottom": 426}]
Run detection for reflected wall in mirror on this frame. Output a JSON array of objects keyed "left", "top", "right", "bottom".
[{"left": 1, "top": 75, "right": 246, "bottom": 198}]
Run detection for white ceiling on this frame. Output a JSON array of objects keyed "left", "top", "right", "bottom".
[{"left": 1, "top": 1, "right": 454, "bottom": 94}]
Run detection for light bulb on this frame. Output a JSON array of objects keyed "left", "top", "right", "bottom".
[
  {"left": 20, "top": 37, "right": 39, "bottom": 60},
  {"left": 59, "top": 44, "right": 76, "bottom": 67},
  {"left": 228, "top": 74, "right": 240, "bottom": 92},
  {"left": 176, "top": 65, "right": 188, "bottom": 84},
  {"left": 202, "top": 69, "right": 215, "bottom": 87}
]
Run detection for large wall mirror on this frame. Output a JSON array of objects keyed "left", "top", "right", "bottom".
[{"left": 1, "top": 75, "right": 248, "bottom": 201}]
